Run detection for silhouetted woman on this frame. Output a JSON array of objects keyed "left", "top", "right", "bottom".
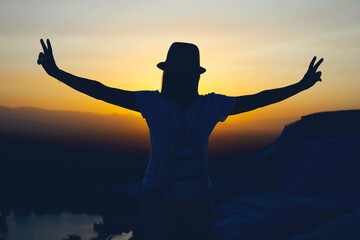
[{"left": 38, "top": 39, "right": 323, "bottom": 240}]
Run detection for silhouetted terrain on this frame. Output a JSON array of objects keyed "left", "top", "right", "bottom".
[
  {"left": 0, "top": 109, "right": 146, "bottom": 214},
  {"left": 0, "top": 105, "right": 149, "bottom": 152},
  {"left": 0, "top": 105, "right": 277, "bottom": 212},
  {"left": 112, "top": 109, "right": 360, "bottom": 240},
  {"left": 209, "top": 109, "right": 360, "bottom": 240},
  {"left": 3, "top": 107, "right": 358, "bottom": 239}
]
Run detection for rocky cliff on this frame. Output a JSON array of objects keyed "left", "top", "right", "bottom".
[{"left": 211, "top": 110, "right": 360, "bottom": 240}]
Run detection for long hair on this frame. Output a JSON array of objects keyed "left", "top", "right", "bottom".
[{"left": 161, "top": 70, "right": 200, "bottom": 101}]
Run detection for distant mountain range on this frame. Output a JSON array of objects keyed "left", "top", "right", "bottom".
[
  {"left": 0, "top": 105, "right": 149, "bottom": 153},
  {"left": 0, "top": 105, "right": 283, "bottom": 155}
]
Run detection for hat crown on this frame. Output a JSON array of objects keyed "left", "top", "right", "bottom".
[
  {"left": 157, "top": 42, "right": 206, "bottom": 74},
  {"left": 166, "top": 42, "right": 200, "bottom": 66}
]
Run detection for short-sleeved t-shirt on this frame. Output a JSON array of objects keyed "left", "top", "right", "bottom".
[{"left": 135, "top": 90, "right": 236, "bottom": 187}]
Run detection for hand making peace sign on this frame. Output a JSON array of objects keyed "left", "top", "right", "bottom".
[
  {"left": 37, "top": 38, "right": 59, "bottom": 77},
  {"left": 299, "top": 56, "right": 324, "bottom": 89}
]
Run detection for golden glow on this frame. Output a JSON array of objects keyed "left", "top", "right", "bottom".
[{"left": 1, "top": 0, "right": 360, "bottom": 138}]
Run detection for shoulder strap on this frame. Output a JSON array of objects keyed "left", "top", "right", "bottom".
[
  {"left": 167, "top": 96, "right": 204, "bottom": 135},
  {"left": 158, "top": 97, "right": 205, "bottom": 181},
  {"left": 166, "top": 96, "right": 204, "bottom": 156}
]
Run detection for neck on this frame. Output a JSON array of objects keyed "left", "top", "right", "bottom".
[
  {"left": 161, "top": 86, "right": 199, "bottom": 100},
  {"left": 160, "top": 71, "right": 200, "bottom": 102}
]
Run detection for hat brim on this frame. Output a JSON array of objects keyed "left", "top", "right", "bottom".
[{"left": 157, "top": 62, "right": 206, "bottom": 74}]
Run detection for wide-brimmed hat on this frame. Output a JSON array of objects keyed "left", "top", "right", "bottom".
[{"left": 157, "top": 42, "right": 206, "bottom": 74}]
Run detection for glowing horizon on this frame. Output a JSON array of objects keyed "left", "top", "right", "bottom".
[{"left": 1, "top": 0, "right": 359, "bottom": 134}]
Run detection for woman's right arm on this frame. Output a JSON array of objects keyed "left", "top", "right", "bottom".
[
  {"left": 229, "top": 57, "right": 323, "bottom": 115},
  {"left": 37, "top": 38, "right": 139, "bottom": 112}
]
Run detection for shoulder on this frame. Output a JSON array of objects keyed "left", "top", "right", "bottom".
[
  {"left": 204, "top": 92, "right": 236, "bottom": 104},
  {"left": 135, "top": 90, "right": 159, "bottom": 98},
  {"left": 203, "top": 92, "right": 236, "bottom": 122},
  {"left": 134, "top": 90, "right": 160, "bottom": 118}
]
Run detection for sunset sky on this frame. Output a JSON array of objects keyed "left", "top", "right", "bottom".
[{"left": 1, "top": 0, "right": 359, "bottom": 134}]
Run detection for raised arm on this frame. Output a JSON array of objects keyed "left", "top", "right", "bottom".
[
  {"left": 230, "top": 57, "right": 324, "bottom": 115},
  {"left": 37, "top": 38, "right": 139, "bottom": 112}
]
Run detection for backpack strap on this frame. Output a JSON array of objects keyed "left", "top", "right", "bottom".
[
  {"left": 158, "top": 97, "right": 205, "bottom": 180},
  {"left": 166, "top": 97, "right": 204, "bottom": 157},
  {"left": 167, "top": 96, "right": 204, "bottom": 136}
]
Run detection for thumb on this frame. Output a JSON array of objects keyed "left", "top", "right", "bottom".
[{"left": 316, "top": 71, "right": 322, "bottom": 82}]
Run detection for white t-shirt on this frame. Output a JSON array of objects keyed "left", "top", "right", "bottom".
[{"left": 135, "top": 90, "right": 236, "bottom": 187}]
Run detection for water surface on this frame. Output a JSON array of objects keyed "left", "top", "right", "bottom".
[{"left": 0, "top": 212, "right": 132, "bottom": 240}]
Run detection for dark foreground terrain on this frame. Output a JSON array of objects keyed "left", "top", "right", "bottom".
[
  {"left": 1, "top": 108, "right": 359, "bottom": 239},
  {"left": 209, "top": 109, "right": 360, "bottom": 240}
]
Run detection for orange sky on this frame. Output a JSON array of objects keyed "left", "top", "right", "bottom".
[{"left": 1, "top": 0, "right": 359, "bottom": 137}]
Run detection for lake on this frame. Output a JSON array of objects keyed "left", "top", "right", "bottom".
[{"left": 0, "top": 212, "right": 133, "bottom": 240}]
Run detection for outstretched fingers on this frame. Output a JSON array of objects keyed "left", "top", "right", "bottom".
[
  {"left": 313, "top": 58, "right": 324, "bottom": 72},
  {"left": 40, "top": 39, "right": 48, "bottom": 54},
  {"left": 46, "top": 39, "right": 53, "bottom": 54},
  {"left": 309, "top": 56, "right": 316, "bottom": 70}
]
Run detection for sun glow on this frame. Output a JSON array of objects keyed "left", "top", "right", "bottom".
[{"left": 1, "top": 0, "right": 359, "bottom": 136}]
